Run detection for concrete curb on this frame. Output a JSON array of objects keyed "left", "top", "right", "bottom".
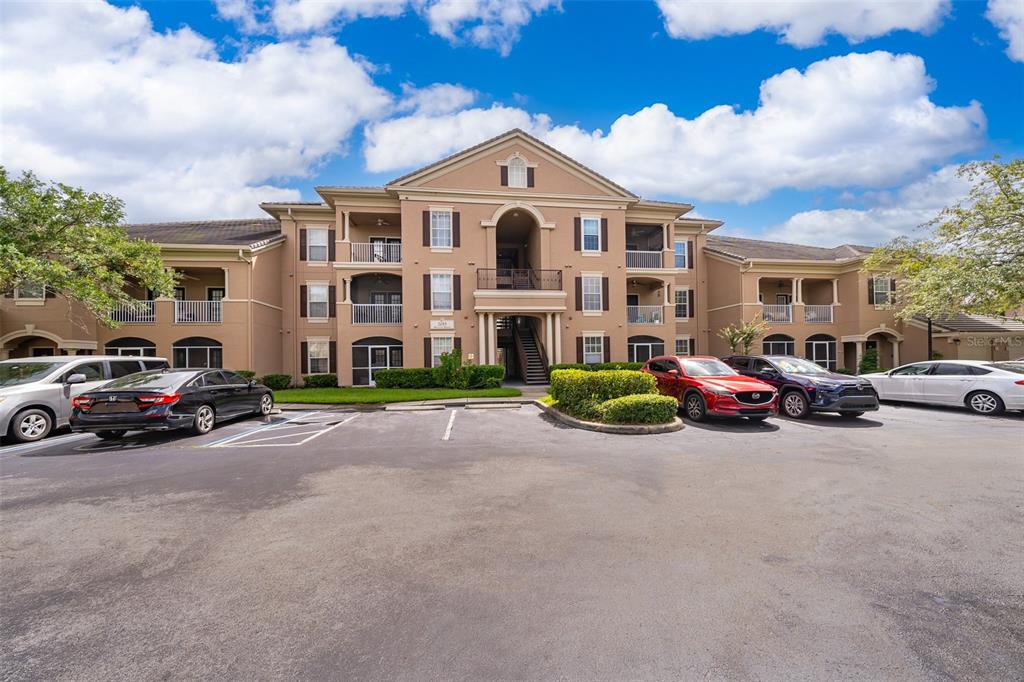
[
  {"left": 532, "top": 400, "right": 684, "bottom": 435},
  {"left": 278, "top": 396, "right": 536, "bottom": 411}
]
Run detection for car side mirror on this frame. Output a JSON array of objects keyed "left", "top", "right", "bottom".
[
  {"left": 65, "top": 373, "right": 87, "bottom": 385},
  {"left": 248, "top": 379, "right": 257, "bottom": 387},
  {"left": 667, "top": 369, "right": 679, "bottom": 376}
]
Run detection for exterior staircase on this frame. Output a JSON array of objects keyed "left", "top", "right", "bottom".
[{"left": 513, "top": 321, "right": 549, "bottom": 385}]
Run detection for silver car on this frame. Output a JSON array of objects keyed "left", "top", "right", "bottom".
[{"left": 0, "top": 355, "right": 168, "bottom": 443}]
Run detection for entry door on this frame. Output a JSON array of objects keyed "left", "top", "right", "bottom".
[
  {"left": 368, "top": 346, "right": 390, "bottom": 386},
  {"left": 626, "top": 294, "right": 639, "bottom": 306}
]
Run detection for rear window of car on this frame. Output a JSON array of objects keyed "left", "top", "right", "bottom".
[
  {"left": 728, "top": 357, "right": 749, "bottom": 369},
  {"left": 933, "top": 363, "right": 973, "bottom": 376},
  {"left": 987, "top": 362, "right": 1024, "bottom": 375},
  {"left": 108, "top": 360, "right": 142, "bottom": 378},
  {"left": 100, "top": 370, "right": 191, "bottom": 391},
  {"left": 142, "top": 359, "right": 169, "bottom": 370}
]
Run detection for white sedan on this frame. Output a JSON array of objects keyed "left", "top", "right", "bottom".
[{"left": 862, "top": 360, "right": 1024, "bottom": 415}]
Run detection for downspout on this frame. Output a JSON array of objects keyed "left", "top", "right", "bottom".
[
  {"left": 237, "top": 248, "right": 254, "bottom": 373},
  {"left": 290, "top": 207, "right": 298, "bottom": 380},
  {"left": 697, "top": 222, "right": 705, "bottom": 354}
]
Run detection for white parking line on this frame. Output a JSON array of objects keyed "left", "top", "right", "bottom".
[
  {"left": 0, "top": 433, "right": 92, "bottom": 458},
  {"left": 201, "top": 411, "right": 316, "bottom": 448},
  {"left": 208, "top": 413, "right": 356, "bottom": 448},
  {"left": 443, "top": 409, "right": 456, "bottom": 441}
]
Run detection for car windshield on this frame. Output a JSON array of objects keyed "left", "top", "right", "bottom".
[
  {"left": 98, "top": 370, "right": 191, "bottom": 391},
  {"left": 0, "top": 361, "right": 61, "bottom": 387},
  {"left": 680, "top": 359, "right": 737, "bottom": 377},
  {"left": 768, "top": 356, "right": 832, "bottom": 375},
  {"left": 988, "top": 362, "right": 1024, "bottom": 375}
]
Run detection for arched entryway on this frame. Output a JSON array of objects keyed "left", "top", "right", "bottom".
[
  {"left": 805, "top": 334, "right": 837, "bottom": 370},
  {"left": 493, "top": 208, "right": 542, "bottom": 288},
  {"left": 104, "top": 336, "right": 157, "bottom": 357},
  {"left": 628, "top": 335, "right": 666, "bottom": 363},
  {"left": 1, "top": 334, "right": 60, "bottom": 358},
  {"left": 172, "top": 336, "right": 222, "bottom": 368},
  {"left": 763, "top": 334, "right": 795, "bottom": 355},
  {"left": 352, "top": 336, "right": 403, "bottom": 386},
  {"left": 865, "top": 329, "right": 902, "bottom": 370}
]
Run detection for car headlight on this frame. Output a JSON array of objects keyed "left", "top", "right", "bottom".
[
  {"left": 704, "top": 385, "right": 733, "bottom": 396},
  {"left": 806, "top": 377, "right": 841, "bottom": 390}
]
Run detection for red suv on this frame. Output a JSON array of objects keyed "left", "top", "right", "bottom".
[{"left": 642, "top": 355, "right": 779, "bottom": 422}]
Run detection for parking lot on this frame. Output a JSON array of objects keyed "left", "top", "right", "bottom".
[{"left": 2, "top": 403, "right": 1022, "bottom": 680}]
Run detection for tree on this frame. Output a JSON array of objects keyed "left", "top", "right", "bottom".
[
  {"left": 717, "top": 316, "right": 769, "bottom": 354},
  {"left": 857, "top": 348, "right": 879, "bottom": 375},
  {"left": 0, "top": 168, "right": 175, "bottom": 326},
  {"left": 862, "top": 158, "right": 1024, "bottom": 321}
]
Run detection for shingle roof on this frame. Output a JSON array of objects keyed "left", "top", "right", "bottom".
[
  {"left": 920, "top": 314, "right": 1024, "bottom": 334},
  {"left": 706, "top": 235, "right": 874, "bottom": 261},
  {"left": 125, "top": 219, "right": 281, "bottom": 247}
]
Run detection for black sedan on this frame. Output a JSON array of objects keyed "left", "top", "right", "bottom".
[{"left": 70, "top": 369, "right": 274, "bottom": 439}]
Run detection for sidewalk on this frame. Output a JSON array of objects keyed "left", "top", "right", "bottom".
[{"left": 278, "top": 385, "right": 549, "bottom": 412}]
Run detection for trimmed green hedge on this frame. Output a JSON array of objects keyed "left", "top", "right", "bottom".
[
  {"left": 259, "top": 374, "right": 292, "bottom": 391},
  {"left": 303, "top": 373, "right": 338, "bottom": 388},
  {"left": 549, "top": 362, "right": 645, "bottom": 372},
  {"left": 467, "top": 364, "right": 505, "bottom": 388},
  {"left": 373, "top": 364, "right": 506, "bottom": 389},
  {"left": 236, "top": 370, "right": 256, "bottom": 379},
  {"left": 598, "top": 394, "right": 678, "bottom": 424},
  {"left": 549, "top": 369, "right": 657, "bottom": 420}
]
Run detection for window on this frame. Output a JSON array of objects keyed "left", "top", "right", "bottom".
[
  {"left": 581, "top": 217, "right": 600, "bottom": 252},
  {"left": 872, "top": 276, "right": 893, "bottom": 306},
  {"left": 751, "top": 359, "right": 775, "bottom": 373},
  {"left": 172, "top": 337, "right": 222, "bottom": 368},
  {"left": 507, "top": 157, "right": 527, "bottom": 188},
  {"left": 805, "top": 335, "right": 837, "bottom": 370},
  {"left": 582, "top": 276, "right": 602, "bottom": 312},
  {"left": 307, "top": 284, "right": 329, "bottom": 318},
  {"left": 14, "top": 284, "right": 44, "bottom": 300},
  {"left": 582, "top": 335, "right": 603, "bottom": 365},
  {"left": 431, "top": 336, "right": 454, "bottom": 368},
  {"left": 222, "top": 371, "right": 249, "bottom": 384},
  {"left": 431, "top": 273, "right": 453, "bottom": 311},
  {"left": 109, "top": 360, "right": 143, "bottom": 378},
  {"left": 173, "top": 287, "right": 186, "bottom": 301},
  {"left": 61, "top": 362, "right": 103, "bottom": 382},
  {"left": 628, "top": 337, "right": 665, "bottom": 363},
  {"left": 308, "top": 340, "right": 330, "bottom": 374},
  {"left": 674, "top": 241, "right": 687, "bottom": 268},
  {"left": 932, "top": 363, "right": 974, "bottom": 376},
  {"left": 762, "top": 334, "right": 795, "bottom": 355},
  {"left": 675, "top": 289, "right": 688, "bottom": 318},
  {"left": 201, "top": 371, "right": 230, "bottom": 386},
  {"left": 891, "top": 363, "right": 931, "bottom": 376},
  {"left": 106, "top": 346, "right": 157, "bottom": 357},
  {"left": 307, "top": 228, "right": 329, "bottom": 262},
  {"left": 675, "top": 337, "right": 692, "bottom": 356},
  {"left": 430, "top": 210, "right": 452, "bottom": 248}
]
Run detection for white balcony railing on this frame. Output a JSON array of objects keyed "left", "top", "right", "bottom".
[
  {"left": 762, "top": 304, "right": 792, "bottom": 324},
  {"left": 110, "top": 300, "right": 155, "bottom": 324},
  {"left": 352, "top": 303, "right": 402, "bottom": 325},
  {"left": 804, "top": 304, "right": 834, "bottom": 323},
  {"left": 625, "top": 250, "right": 662, "bottom": 269},
  {"left": 351, "top": 242, "right": 402, "bottom": 264},
  {"left": 627, "top": 305, "right": 664, "bottom": 325},
  {"left": 175, "top": 300, "right": 222, "bottom": 324}
]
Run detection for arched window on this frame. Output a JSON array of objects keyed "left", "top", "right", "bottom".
[
  {"left": 352, "top": 337, "right": 403, "bottom": 386},
  {"left": 627, "top": 335, "right": 665, "bottom": 363},
  {"left": 104, "top": 337, "right": 157, "bottom": 357},
  {"left": 172, "top": 337, "right": 222, "bottom": 368},
  {"left": 805, "top": 334, "right": 837, "bottom": 370},
  {"left": 762, "top": 334, "right": 795, "bottom": 356},
  {"left": 507, "top": 157, "right": 527, "bottom": 188}
]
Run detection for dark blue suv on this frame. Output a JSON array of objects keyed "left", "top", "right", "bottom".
[{"left": 722, "top": 355, "right": 879, "bottom": 419}]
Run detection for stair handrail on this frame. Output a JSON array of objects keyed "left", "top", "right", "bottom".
[{"left": 512, "top": 319, "right": 550, "bottom": 382}]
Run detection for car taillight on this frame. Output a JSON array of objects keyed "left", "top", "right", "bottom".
[
  {"left": 1016, "top": 380, "right": 1024, "bottom": 386},
  {"left": 136, "top": 393, "right": 181, "bottom": 407},
  {"left": 72, "top": 396, "right": 93, "bottom": 410}
]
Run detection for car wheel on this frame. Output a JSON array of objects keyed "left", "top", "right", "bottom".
[
  {"left": 257, "top": 394, "right": 274, "bottom": 416},
  {"left": 782, "top": 391, "right": 810, "bottom": 419},
  {"left": 10, "top": 408, "right": 53, "bottom": 443},
  {"left": 839, "top": 412, "right": 864, "bottom": 419},
  {"left": 191, "top": 405, "right": 216, "bottom": 435},
  {"left": 684, "top": 393, "right": 707, "bottom": 422},
  {"left": 966, "top": 391, "right": 1005, "bottom": 416},
  {"left": 96, "top": 430, "right": 127, "bottom": 440}
]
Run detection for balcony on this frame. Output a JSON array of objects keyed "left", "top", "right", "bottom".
[
  {"left": 762, "top": 304, "right": 792, "bottom": 324},
  {"left": 625, "top": 250, "right": 663, "bottom": 269},
  {"left": 175, "top": 300, "right": 222, "bottom": 324},
  {"left": 477, "top": 268, "right": 562, "bottom": 290},
  {"left": 352, "top": 303, "right": 402, "bottom": 325},
  {"left": 110, "top": 300, "right": 155, "bottom": 324},
  {"left": 627, "top": 305, "right": 664, "bottom": 325},
  {"left": 804, "top": 304, "right": 834, "bottom": 323},
  {"left": 351, "top": 242, "right": 401, "bottom": 264}
]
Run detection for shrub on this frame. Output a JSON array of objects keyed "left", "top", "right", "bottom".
[
  {"left": 549, "top": 363, "right": 591, "bottom": 372},
  {"left": 373, "top": 368, "right": 436, "bottom": 388},
  {"left": 857, "top": 348, "right": 880, "bottom": 375},
  {"left": 303, "top": 373, "right": 338, "bottom": 388},
  {"left": 434, "top": 347, "right": 469, "bottom": 389},
  {"left": 467, "top": 364, "right": 505, "bottom": 388},
  {"left": 834, "top": 368, "right": 855, "bottom": 375},
  {"left": 236, "top": 370, "right": 256, "bottom": 379},
  {"left": 259, "top": 374, "right": 292, "bottom": 391},
  {"left": 598, "top": 394, "right": 678, "bottom": 424},
  {"left": 549, "top": 362, "right": 645, "bottom": 372},
  {"left": 550, "top": 369, "right": 656, "bottom": 418}
]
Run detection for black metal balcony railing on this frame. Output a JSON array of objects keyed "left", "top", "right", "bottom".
[{"left": 476, "top": 268, "right": 563, "bottom": 291}]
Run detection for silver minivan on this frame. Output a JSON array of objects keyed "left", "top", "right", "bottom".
[{"left": 0, "top": 355, "right": 169, "bottom": 443}]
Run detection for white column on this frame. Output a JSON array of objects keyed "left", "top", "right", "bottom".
[
  {"left": 222, "top": 267, "right": 230, "bottom": 299},
  {"left": 855, "top": 340, "right": 864, "bottom": 368},
  {"left": 342, "top": 211, "right": 350, "bottom": 242},
  {"left": 488, "top": 314, "right": 497, "bottom": 366},
  {"left": 554, "top": 313, "right": 562, "bottom": 364},
  {"left": 791, "top": 278, "right": 798, "bottom": 303},
  {"left": 892, "top": 341, "right": 900, "bottom": 367},
  {"left": 478, "top": 313, "right": 486, "bottom": 365},
  {"left": 342, "top": 277, "right": 352, "bottom": 303},
  {"left": 832, "top": 278, "right": 839, "bottom": 304},
  {"left": 545, "top": 313, "right": 554, "bottom": 361}
]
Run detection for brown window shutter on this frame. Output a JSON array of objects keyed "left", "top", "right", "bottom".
[
  {"left": 328, "top": 230, "right": 336, "bottom": 261},
  {"left": 687, "top": 240, "right": 695, "bottom": 269},
  {"left": 500, "top": 165, "right": 508, "bottom": 186},
  {"left": 602, "top": 277, "right": 609, "bottom": 311},
  {"left": 44, "top": 286, "right": 56, "bottom": 298},
  {"left": 688, "top": 289, "right": 695, "bottom": 318},
  {"left": 867, "top": 277, "right": 875, "bottom": 301},
  {"left": 452, "top": 212, "right": 461, "bottom": 247},
  {"left": 423, "top": 337, "right": 432, "bottom": 367},
  {"left": 454, "top": 337, "right": 462, "bottom": 351},
  {"left": 299, "top": 285, "right": 307, "bottom": 317},
  {"left": 328, "top": 285, "right": 337, "bottom": 317},
  {"left": 603, "top": 337, "right": 611, "bottom": 363},
  {"left": 601, "top": 218, "right": 608, "bottom": 252},
  {"left": 298, "top": 229, "right": 307, "bottom": 261},
  {"left": 300, "top": 341, "right": 308, "bottom": 374},
  {"left": 328, "top": 341, "right": 337, "bottom": 374},
  {"left": 526, "top": 167, "right": 534, "bottom": 187},
  {"left": 576, "top": 336, "right": 584, "bottom": 363},
  {"left": 890, "top": 278, "right": 897, "bottom": 292},
  {"left": 422, "top": 210, "right": 430, "bottom": 246},
  {"left": 453, "top": 275, "right": 461, "bottom": 310},
  {"left": 575, "top": 277, "right": 582, "bottom": 311},
  {"left": 573, "top": 217, "right": 581, "bottom": 251},
  {"left": 423, "top": 274, "right": 431, "bottom": 310}
]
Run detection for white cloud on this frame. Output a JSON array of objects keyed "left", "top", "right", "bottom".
[
  {"left": 364, "top": 52, "right": 985, "bottom": 203},
  {"left": 761, "top": 164, "right": 972, "bottom": 247},
  {"left": 986, "top": 0, "right": 1024, "bottom": 62},
  {"left": 269, "top": 0, "right": 407, "bottom": 34},
  {"left": 422, "top": 0, "right": 560, "bottom": 55},
  {"left": 0, "top": 0, "right": 392, "bottom": 221},
  {"left": 397, "top": 82, "right": 478, "bottom": 115},
  {"left": 656, "top": 0, "right": 950, "bottom": 47}
]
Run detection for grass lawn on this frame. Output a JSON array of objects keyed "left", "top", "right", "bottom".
[{"left": 273, "top": 387, "right": 522, "bottom": 405}]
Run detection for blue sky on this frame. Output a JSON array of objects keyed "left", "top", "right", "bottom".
[{"left": 1, "top": 0, "right": 1021, "bottom": 246}]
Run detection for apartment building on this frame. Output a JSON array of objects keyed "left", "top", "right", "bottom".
[{"left": 3, "top": 130, "right": 1020, "bottom": 381}]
